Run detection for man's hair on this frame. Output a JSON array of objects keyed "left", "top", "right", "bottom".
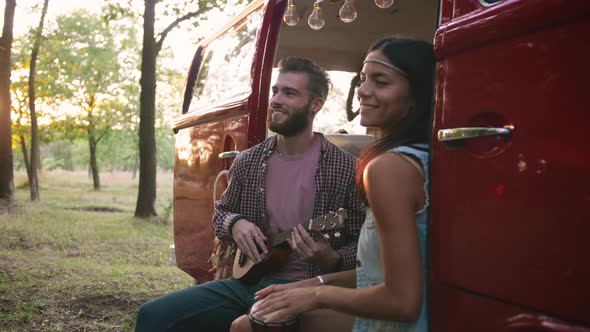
[{"left": 277, "top": 57, "right": 331, "bottom": 101}]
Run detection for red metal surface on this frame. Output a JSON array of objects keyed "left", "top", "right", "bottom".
[
  {"left": 504, "top": 313, "right": 590, "bottom": 332},
  {"left": 436, "top": 0, "right": 590, "bottom": 59},
  {"left": 439, "top": 0, "right": 454, "bottom": 25},
  {"left": 173, "top": 114, "right": 249, "bottom": 281},
  {"left": 248, "top": 0, "right": 287, "bottom": 146},
  {"left": 173, "top": 96, "right": 249, "bottom": 131},
  {"left": 172, "top": 0, "right": 286, "bottom": 282},
  {"left": 247, "top": 0, "right": 286, "bottom": 146},
  {"left": 431, "top": 0, "right": 590, "bottom": 330},
  {"left": 438, "top": 287, "right": 590, "bottom": 332}
]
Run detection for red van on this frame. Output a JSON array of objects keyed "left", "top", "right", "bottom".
[{"left": 172, "top": 0, "right": 590, "bottom": 330}]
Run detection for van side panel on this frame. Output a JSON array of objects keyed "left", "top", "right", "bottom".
[
  {"left": 431, "top": 0, "right": 590, "bottom": 330},
  {"left": 174, "top": 113, "right": 249, "bottom": 281},
  {"left": 172, "top": 0, "right": 283, "bottom": 282}
]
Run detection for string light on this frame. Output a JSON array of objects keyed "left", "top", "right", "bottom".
[
  {"left": 375, "top": 0, "right": 394, "bottom": 9},
  {"left": 281, "top": 0, "right": 395, "bottom": 31},
  {"left": 308, "top": 1, "right": 325, "bottom": 30},
  {"left": 339, "top": 0, "right": 357, "bottom": 23},
  {"left": 283, "top": 0, "right": 299, "bottom": 26}
]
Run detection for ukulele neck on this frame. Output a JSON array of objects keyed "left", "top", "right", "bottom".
[{"left": 269, "top": 224, "right": 302, "bottom": 248}]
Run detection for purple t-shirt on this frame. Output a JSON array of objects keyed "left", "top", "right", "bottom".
[{"left": 265, "top": 136, "right": 321, "bottom": 281}]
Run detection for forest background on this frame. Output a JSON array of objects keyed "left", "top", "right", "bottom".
[
  {"left": 3, "top": 0, "right": 361, "bottom": 206},
  {"left": 0, "top": 0, "right": 361, "bottom": 330}
]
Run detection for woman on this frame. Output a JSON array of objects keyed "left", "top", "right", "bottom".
[{"left": 231, "top": 37, "right": 435, "bottom": 332}]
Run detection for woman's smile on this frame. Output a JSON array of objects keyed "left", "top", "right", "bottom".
[{"left": 357, "top": 50, "right": 414, "bottom": 130}]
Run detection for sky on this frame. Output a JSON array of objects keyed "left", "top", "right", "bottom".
[
  {"left": 8, "top": 0, "right": 210, "bottom": 68},
  {"left": 13, "top": 0, "right": 98, "bottom": 34}
]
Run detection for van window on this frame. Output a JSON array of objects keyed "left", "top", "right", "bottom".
[{"left": 189, "top": 8, "right": 263, "bottom": 112}]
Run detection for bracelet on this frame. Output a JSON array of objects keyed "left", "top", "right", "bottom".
[{"left": 317, "top": 275, "right": 325, "bottom": 286}]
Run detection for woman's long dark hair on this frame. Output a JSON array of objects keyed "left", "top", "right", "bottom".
[{"left": 356, "top": 37, "right": 435, "bottom": 202}]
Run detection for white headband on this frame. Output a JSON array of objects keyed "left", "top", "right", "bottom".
[{"left": 363, "top": 59, "right": 407, "bottom": 77}]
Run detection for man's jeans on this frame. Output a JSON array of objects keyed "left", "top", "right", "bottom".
[{"left": 134, "top": 277, "right": 293, "bottom": 332}]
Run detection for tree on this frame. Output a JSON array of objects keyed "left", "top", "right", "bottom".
[
  {"left": 11, "top": 28, "right": 56, "bottom": 180},
  {"left": 27, "top": 0, "right": 49, "bottom": 201},
  {"left": 135, "top": 0, "right": 222, "bottom": 217},
  {"left": 36, "top": 9, "right": 138, "bottom": 190},
  {"left": 0, "top": 0, "right": 16, "bottom": 205},
  {"left": 10, "top": 78, "right": 32, "bottom": 179}
]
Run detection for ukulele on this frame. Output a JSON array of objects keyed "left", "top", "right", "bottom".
[{"left": 232, "top": 208, "right": 347, "bottom": 283}]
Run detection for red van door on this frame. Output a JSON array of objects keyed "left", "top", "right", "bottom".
[{"left": 430, "top": 0, "right": 590, "bottom": 331}]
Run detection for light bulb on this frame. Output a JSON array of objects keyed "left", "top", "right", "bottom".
[
  {"left": 308, "top": 3, "right": 325, "bottom": 30},
  {"left": 375, "top": 0, "right": 394, "bottom": 9},
  {"left": 339, "top": 0, "right": 357, "bottom": 23},
  {"left": 283, "top": 0, "right": 299, "bottom": 26}
]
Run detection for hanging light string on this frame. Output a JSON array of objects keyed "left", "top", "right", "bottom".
[{"left": 283, "top": 0, "right": 394, "bottom": 30}]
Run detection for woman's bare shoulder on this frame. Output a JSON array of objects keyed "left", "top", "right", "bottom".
[{"left": 364, "top": 151, "right": 420, "bottom": 180}]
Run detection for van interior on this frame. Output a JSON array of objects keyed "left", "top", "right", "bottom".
[{"left": 274, "top": 0, "right": 438, "bottom": 72}]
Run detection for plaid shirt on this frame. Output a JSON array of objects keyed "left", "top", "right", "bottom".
[{"left": 213, "top": 133, "right": 366, "bottom": 278}]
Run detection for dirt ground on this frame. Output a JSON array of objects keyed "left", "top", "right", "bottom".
[
  {"left": 0, "top": 280, "right": 149, "bottom": 331},
  {"left": 0, "top": 248, "right": 167, "bottom": 332}
]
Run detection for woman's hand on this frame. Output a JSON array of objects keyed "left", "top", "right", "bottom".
[
  {"left": 255, "top": 276, "right": 321, "bottom": 301},
  {"left": 251, "top": 286, "right": 321, "bottom": 322}
]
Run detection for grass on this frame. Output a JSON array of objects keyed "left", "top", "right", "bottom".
[{"left": 0, "top": 171, "right": 194, "bottom": 332}]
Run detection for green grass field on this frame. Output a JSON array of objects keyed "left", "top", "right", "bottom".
[{"left": 0, "top": 171, "right": 194, "bottom": 331}]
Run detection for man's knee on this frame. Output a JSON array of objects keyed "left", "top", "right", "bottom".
[
  {"left": 135, "top": 301, "right": 162, "bottom": 331},
  {"left": 136, "top": 300, "right": 157, "bottom": 322},
  {"left": 230, "top": 314, "right": 252, "bottom": 332}
]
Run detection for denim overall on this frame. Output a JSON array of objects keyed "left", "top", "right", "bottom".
[{"left": 353, "top": 145, "right": 430, "bottom": 332}]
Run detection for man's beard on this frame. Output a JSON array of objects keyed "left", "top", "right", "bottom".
[{"left": 267, "top": 103, "right": 312, "bottom": 137}]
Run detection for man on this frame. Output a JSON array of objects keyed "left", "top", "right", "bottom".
[{"left": 135, "top": 57, "right": 365, "bottom": 332}]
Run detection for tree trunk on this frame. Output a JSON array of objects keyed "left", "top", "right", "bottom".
[
  {"left": 0, "top": 0, "right": 16, "bottom": 204},
  {"left": 87, "top": 107, "right": 100, "bottom": 190},
  {"left": 132, "top": 152, "right": 138, "bottom": 180},
  {"left": 88, "top": 135, "right": 100, "bottom": 190},
  {"left": 135, "top": 0, "right": 158, "bottom": 217},
  {"left": 35, "top": 142, "right": 42, "bottom": 171},
  {"left": 28, "top": 0, "right": 49, "bottom": 202},
  {"left": 20, "top": 134, "right": 32, "bottom": 184}
]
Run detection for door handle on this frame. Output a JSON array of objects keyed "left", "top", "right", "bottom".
[
  {"left": 218, "top": 150, "right": 240, "bottom": 159},
  {"left": 437, "top": 126, "right": 513, "bottom": 142}
]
